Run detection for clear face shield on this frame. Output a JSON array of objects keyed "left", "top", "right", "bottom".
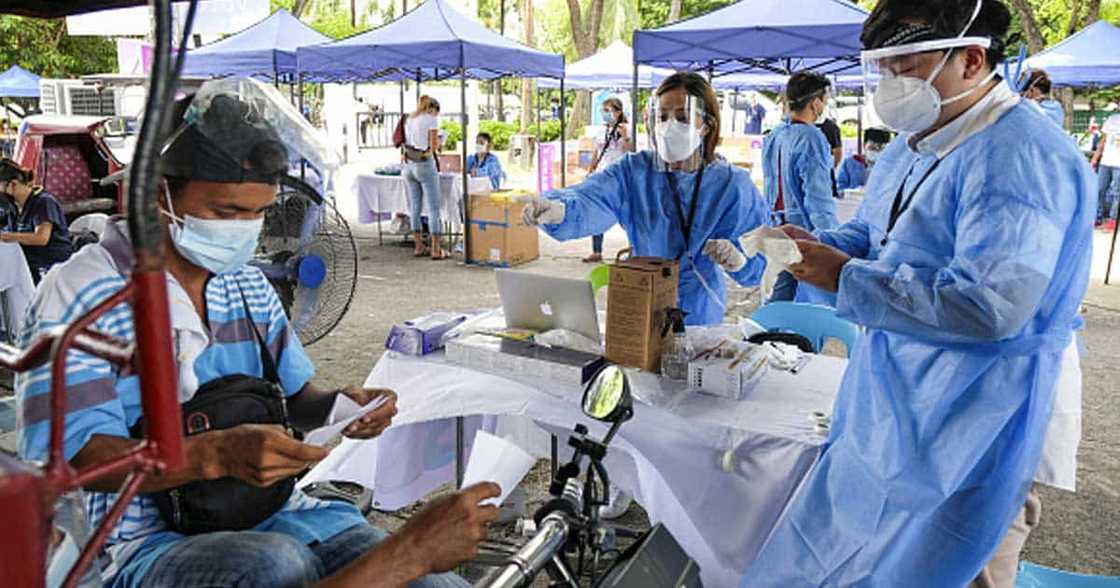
[
  {"left": 859, "top": 0, "right": 996, "bottom": 133},
  {"left": 646, "top": 93, "right": 710, "bottom": 173},
  {"left": 179, "top": 77, "right": 340, "bottom": 197}
]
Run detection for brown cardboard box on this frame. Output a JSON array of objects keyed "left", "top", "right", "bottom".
[
  {"left": 467, "top": 191, "right": 540, "bottom": 267},
  {"left": 605, "top": 257, "right": 679, "bottom": 372}
]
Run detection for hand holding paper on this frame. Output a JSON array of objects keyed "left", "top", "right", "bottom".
[
  {"left": 460, "top": 430, "right": 536, "bottom": 506},
  {"left": 739, "top": 226, "right": 804, "bottom": 299},
  {"left": 304, "top": 390, "right": 394, "bottom": 447}
]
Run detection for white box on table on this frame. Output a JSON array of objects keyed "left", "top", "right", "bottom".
[{"left": 687, "top": 346, "right": 769, "bottom": 401}]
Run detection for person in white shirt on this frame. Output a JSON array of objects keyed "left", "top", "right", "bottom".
[
  {"left": 1091, "top": 112, "right": 1120, "bottom": 226},
  {"left": 403, "top": 95, "right": 448, "bottom": 259}
]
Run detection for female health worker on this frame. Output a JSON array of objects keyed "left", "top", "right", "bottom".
[
  {"left": 742, "top": 0, "right": 1094, "bottom": 586},
  {"left": 522, "top": 72, "right": 769, "bottom": 326}
]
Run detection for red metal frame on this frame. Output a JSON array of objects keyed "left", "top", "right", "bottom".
[{"left": 0, "top": 269, "right": 183, "bottom": 588}]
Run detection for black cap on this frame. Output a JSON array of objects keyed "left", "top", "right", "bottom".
[
  {"left": 161, "top": 93, "right": 289, "bottom": 185},
  {"left": 864, "top": 128, "right": 893, "bottom": 144}
]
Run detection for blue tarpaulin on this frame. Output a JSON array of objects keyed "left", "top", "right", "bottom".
[
  {"left": 296, "top": 0, "right": 564, "bottom": 82},
  {"left": 1025, "top": 21, "right": 1120, "bottom": 88},
  {"left": 181, "top": 9, "right": 331, "bottom": 79},
  {"left": 0, "top": 65, "right": 40, "bottom": 98},
  {"left": 539, "top": 41, "right": 670, "bottom": 89},
  {"left": 633, "top": 0, "right": 867, "bottom": 76}
]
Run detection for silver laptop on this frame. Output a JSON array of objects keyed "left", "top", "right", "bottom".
[{"left": 496, "top": 269, "right": 601, "bottom": 342}]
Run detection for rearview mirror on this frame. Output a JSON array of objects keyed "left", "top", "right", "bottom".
[{"left": 582, "top": 365, "right": 633, "bottom": 424}]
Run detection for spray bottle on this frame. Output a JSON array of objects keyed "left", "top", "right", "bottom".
[{"left": 660, "top": 308, "right": 692, "bottom": 381}]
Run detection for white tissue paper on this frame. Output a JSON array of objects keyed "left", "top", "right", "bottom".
[
  {"left": 460, "top": 430, "right": 536, "bottom": 506},
  {"left": 738, "top": 227, "right": 804, "bottom": 299}
]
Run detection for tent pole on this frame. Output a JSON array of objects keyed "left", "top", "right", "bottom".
[
  {"left": 1107, "top": 218, "right": 1119, "bottom": 285},
  {"left": 298, "top": 72, "right": 307, "bottom": 180},
  {"left": 536, "top": 86, "right": 542, "bottom": 191},
  {"left": 560, "top": 75, "right": 566, "bottom": 188},
  {"left": 631, "top": 62, "right": 639, "bottom": 148},
  {"left": 416, "top": 70, "right": 421, "bottom": 101},
  {"left": 857, "top": 94, "right": 864, "bottom": 156},
  {"left": 461, "top": 68, "right": 470, "bottom": 268},
  {"left": 707, "top": 61, "right": 713, "bottom": 82},
  {"left": 732, "top": 88, "right": 739, "bottom": 136}
]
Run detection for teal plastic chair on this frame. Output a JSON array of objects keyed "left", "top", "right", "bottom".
[
  {"left": 588, "top": 264, "right": 610, "bottom": 296},
  {"left": 1016, "top": 563, "right": 1120, "bottom": 588},
  {"left": 751, "top": 302, "right": 860, "bottom": 357}
]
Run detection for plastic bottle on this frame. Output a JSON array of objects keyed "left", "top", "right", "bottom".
[{"left": 660, "top": 308, "right": 692, "bottom": 381}]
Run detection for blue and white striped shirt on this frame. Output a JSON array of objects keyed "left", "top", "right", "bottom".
[{"left": 16, "top": 219, "right": 364, "bottom": 586}]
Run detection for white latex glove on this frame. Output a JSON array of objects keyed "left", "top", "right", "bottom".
[
  {"left": 702, "top": 239, "right": 747, "bottom": 273},
  {"left": 520, "top": 197, "right": 566, "bottom": 226}
]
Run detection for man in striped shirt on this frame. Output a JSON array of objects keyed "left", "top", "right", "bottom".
[{"left": 17, "top": 82, "right": 496, "bottom": 588}]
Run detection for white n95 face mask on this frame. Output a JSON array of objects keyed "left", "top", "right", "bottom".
[
  {"left": 655, "top": 120, "right": 702, "bottom": 163},
  {"left": 872, "top": 53, "right": 999, "bottom": 134}
]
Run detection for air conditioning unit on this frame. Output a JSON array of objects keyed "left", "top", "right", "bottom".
[{"left": 38, "top": 80, "right": 122, "bottom": 117}]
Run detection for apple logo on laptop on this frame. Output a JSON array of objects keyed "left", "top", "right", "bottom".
[{"left": 540, "top": 302, "right": 554, "bottom": 316}]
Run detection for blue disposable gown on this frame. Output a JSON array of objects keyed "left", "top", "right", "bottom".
[
  {"left": 1039, "top": 99, "right": 1065, "bottom": 128},
  {"left": 539, "top": 152, "right": 768, "bottom": 326},
  {"left": 742, "top": 101, "right": 1095, "bottom": 586},
  {"left": 762, "top": 121, "right": 839, "bottom": 232},
  {"left": 467, "top": 152, "right": 505, "bottom": 189},
  {"left": 836, "top": 155, "right": 871, "bottom": 191}
]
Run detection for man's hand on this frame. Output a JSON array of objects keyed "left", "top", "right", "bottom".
[
  {"left": 397, "top": 483, "right": 501, "bottom": 574},
  {"left": 702, "top": 239, "right": 747, "bottom": 272},
  {"left": 0, "top": 232, "right": 14, "bottom": 242},
  {"left": 788, "top": 240, "right": 851, "bottom": 294},
  {"left": 209, "top": 424, "right": 328, "bottom": 487},
  {"left": 778, "top": 224, "right": 818, "bottom": 243},
  {"left": 341, "top": 387, "right": 398, "bottom": 439}
]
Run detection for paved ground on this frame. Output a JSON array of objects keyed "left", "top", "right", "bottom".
[{"left": 305, "top": 215, "right": 1120, "bottom": 577}]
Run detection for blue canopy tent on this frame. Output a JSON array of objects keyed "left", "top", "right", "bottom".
[
  {"left": 539, "top": 41, "right": 670, "bottom": 90},
  {"left": 297, "top": 0, "right": 564, "bottom": 327},
  {"left": 181, "top": 9, "right": 330, "bottom": 81},
  {"left": 1024, "top": 21, "right": 1120, "bottom": 88},
  {"left": 0, "top": 65, "right": 40, "bottom": 98},
  {"left": 631, "top": 0, "right": 868, "bottom": 146}
]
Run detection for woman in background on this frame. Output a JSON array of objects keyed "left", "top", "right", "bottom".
[
  {"left": 584, "top": 97, "right": 633, "bottom": 263},
  {"left": 0, "top": 158, "right": 73, "bottom": 282},
  {"left": 402, "top": 95, "right": 447, "bottom": 259}
]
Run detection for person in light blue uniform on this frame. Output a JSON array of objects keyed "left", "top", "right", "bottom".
[
  {"left": 762, "top": 72, "right": 839, "bottom": 302},
  {"left": 836, "top": 128, "right": 893, "bottom": 191},
  {"left": 742, "top": 1, "right": 1094, "bottom": 586},
  {"left": 466, "top": 132, "right": 505, "bottom": 189},
  {"left": 521, "top": 72, "right": 768, "bottom": 326},
  {"left": 1021, "top": 69, "right": 1065, "bottom": 128}
]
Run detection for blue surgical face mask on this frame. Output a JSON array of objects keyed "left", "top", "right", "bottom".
[{"left": 162, "top": 195, "right": 263, "bottom": 275}]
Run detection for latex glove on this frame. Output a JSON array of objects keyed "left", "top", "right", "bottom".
[
  {"left": 702, "top": 239, "right": 747, "bottom": 273},
  {"left": 520, "top": 197, "right": 566, "bottom": 226}
]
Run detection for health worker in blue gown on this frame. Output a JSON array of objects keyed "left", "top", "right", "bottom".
[
  {"left": 741, "top": 0, "right": 1095, "bottom": 586},
  {"left": 836, "top": 128, "right": 893, "bottom": 192},
  {"left": 762, "top": 71, "right": 840, "bottom": 302},
  {"left": 521, "top": 72, "right": 769, "bottom": 326}
]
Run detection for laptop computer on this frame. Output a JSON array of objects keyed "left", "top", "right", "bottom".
[{"left": 495, "top": 269, "right": 601, "bottom": 342}]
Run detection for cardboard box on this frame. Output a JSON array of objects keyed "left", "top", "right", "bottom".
[
  {"left": 467, "top": 191, "right": 540, "bottom": 267},
  {"left": 605, "top": 257, "right": 679, "bottom": 372}
]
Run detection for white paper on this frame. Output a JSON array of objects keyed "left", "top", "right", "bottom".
[
  {"left": 297, "top": 438, "right": 379, "bottom": 490},
  {"left": 303, "top": 393, "right": 391, "bottom": 447},
  {"left": 739, "top": 227, "right": 804, "bottom": 299},
  {"left": 460, "top": 430, "right": 536, "bottom": 506}
]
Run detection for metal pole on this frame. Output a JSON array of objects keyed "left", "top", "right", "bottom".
[
  {"left": 560, "top": 75, "right": 566, "bottom": 188},
  {"left": 461, "top": 68, "right": 470, "bottom": 263},
  {"left": 536, "top": 86, "right": 542, "bottom": 189},
  {"left": 416, "top": 70, "right": 422, "bottom": 102},
  {"left": 456, "top": 416, "right": 465, "bottom": 489},
  {"left": 632, "top": 63, "right": 640, "bottom": 148},
  {"left": 1107, "top": 217, "right": 1120, "bottom": 285},
  {"left": 732, "top": 88, "right": 739, "bottom": 136},
  {"left": 298, "top": 73, "right": 307, "bottom": 181},
  {"left": 857, "top": 94, "right": 865, "bottom": 156}
]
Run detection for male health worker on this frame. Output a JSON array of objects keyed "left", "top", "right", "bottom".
[{"left": 741, "top": 0, "right": 1094, "bottom": 586}]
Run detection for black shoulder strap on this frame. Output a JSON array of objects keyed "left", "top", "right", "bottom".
[{"left": 236, "top": 281, "right": 280, "bottom": 385}]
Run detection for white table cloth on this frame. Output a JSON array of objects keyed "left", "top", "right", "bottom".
[
  {"left": 836, "top": 189, "right": 865, "bottom": 224},
  {"left": 0, "top": 242, "right": 34, "bottom": 337},
  {"left": 353, "top": 173, "right": 492, "bottom": 232},
  {"left": 330, "top": 350, "right": 845, "bottom": 587}
]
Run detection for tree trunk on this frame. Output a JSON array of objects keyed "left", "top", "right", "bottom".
[
  {"left": 519, "top": 0, "right": 535, "bottom": 132},
  {"left": 564, "top": 0, "right": 607, "bottom": 137},
  {"left": 1008, "top": 0, "right": 1045, "bottom": 53},
  {"left": 292, "top": 0, "right": 313, "bottom": 17},
  {"left": 496, "top": 0, "right": 506, "bottom": 122},
  {"left": 1084, "top": 0, "right": 1102, "bottom": 27},
  {"left": 1067, "top": 0, "right": 1084, "bottom": 38},
  {"left": 668, "top": 0, "right": 682, "bottom": 23}
]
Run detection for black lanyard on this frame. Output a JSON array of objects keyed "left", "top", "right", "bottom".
[
  {"left": 882, "top": 159, "right": 942, "bottom": 246},
  {"left": 666, "top": 164, "right": 707, "bottom": 261}
]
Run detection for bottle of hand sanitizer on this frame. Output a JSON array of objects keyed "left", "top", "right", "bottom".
[{"left": 660, "top": 309, "right": 692, "bottom": 381}]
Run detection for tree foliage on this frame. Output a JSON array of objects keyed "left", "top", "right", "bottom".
[{"left": 0, "top": 16, "right": 117, "bottom": 78}]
